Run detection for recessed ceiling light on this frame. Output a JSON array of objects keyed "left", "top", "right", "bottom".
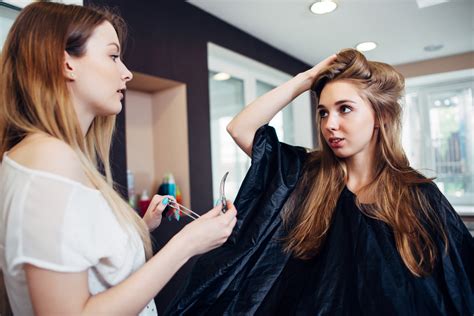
[
  {"left": 424, "top": 44, "right": 444, "bottom": 52},
  {"left": 355, "top": 41, "right": 377, "bottom": 52},
  {"left": 213, "top": 72, "right": 231, "bottom": 81},
  {"left": 416, "top": 0, "right": 449, "bottom": 9},
  {"left": 310, "top": 0, "right": 337, "bottom": 15}
]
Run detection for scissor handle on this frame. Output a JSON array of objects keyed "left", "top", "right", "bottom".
[{"left": 221, "top": 197, "right": 228, "bottom": 213}]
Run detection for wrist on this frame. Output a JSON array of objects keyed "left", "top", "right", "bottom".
[
  {"left": 167, "top": 234, "right": 193, "bottom": 263},
  {"left": 290, "top": 72, "right": 313, "bottom": 98},
  {"left": 142, "top": 214, "right": 152, "bottom": 232}
]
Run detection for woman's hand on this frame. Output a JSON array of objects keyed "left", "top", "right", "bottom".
[
  {"left": 227, "top": 54, "right": 337, "bottom": 157},
  {"left": 172, "top": 201, "right": 238, "bottom": 258},
  {"left": 143, "top": 194, "right": 171, "bottom": 232},
  {"left": 296, "top": 54, "right": 337, "bottom": 93}
]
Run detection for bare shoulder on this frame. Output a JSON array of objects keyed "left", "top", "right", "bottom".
[{"left": 7, "top": 134, "right": 94, "bottom": 188}]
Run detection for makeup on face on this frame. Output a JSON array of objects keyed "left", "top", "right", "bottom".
[{"left": 317, "top": 81, "right": 377, "bottom": 159}]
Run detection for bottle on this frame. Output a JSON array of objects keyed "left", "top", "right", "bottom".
[
  {"left": 157, "top": 174, "right": 173, "bottom": 219},
  {"left": 157, "top": 174, "right": 169, "bottom": 196},
  {"left": 138, "top": 189, "right": 151, "bottom": 217},
  {"left": 176, "top": 185, "right": 182, "bottom": 205},
  {"left": 168, "top": 173, "right": 176, "bottom": 198},
  {"left": 127, "top": 169, "right": 137, "bottom": 210}
]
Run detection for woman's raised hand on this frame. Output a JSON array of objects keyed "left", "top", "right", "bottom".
[
  {"left": 226, "top": 54, "right": 337, "bottom": 158},
  {"left": 175, "top": 201, "right": 237, "bottom": 257},
  {"left": 298, "top": 54, "right": 337, "bottom": 92}
]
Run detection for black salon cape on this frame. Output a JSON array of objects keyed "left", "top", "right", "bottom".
[{"left": 166, "top": 125, "right": 474, "bottom": 315}]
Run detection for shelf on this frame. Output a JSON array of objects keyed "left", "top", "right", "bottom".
[{"left": 125, "top": 71, "right": 190, "bottom": 207}]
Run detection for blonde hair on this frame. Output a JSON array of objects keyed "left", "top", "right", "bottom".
[
  {"left": 283, "top": 49, "right": 447, "bottom": 276},
  {"left": 0, "top": 2, "right": 152, "bottom": 258}
]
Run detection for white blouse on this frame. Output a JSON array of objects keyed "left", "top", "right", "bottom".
[{"left": 0, "top": 154, "right": 157, "bottom": 315}]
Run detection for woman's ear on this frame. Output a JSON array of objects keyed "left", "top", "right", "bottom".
[
  {"left": 63, "top": 51, "right": 76, "bottom": 80},
  {"left": 374, "top": 119, "right": 381, "bottom": 129}
]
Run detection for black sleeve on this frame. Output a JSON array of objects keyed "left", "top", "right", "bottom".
[
  {"left": 437, "top": 193, "right": 474, "bottom": 314},
  {"left": 164, "top": 125, "right": 308, "bottom": 315},
  {"left": 422, "top": 183, "right": 474, "bottom": 314},
  {"left": 231, "top": 125, "right": 308, "bottom": 241}
]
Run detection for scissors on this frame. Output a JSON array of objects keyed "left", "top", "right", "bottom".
[{"left": 219, "top": 171, "right": 229, "bottom": 213}]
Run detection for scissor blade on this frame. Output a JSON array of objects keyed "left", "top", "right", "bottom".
[
  {"left": 219, "top": 171, "right": 229, "bottom": 212},
  {"left": 219, "top": 171, "right": 229, "bottom": 197}
]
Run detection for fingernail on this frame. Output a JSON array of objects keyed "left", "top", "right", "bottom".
[{"left": 162, "top": 197, "right": 169, "bottom": 205}]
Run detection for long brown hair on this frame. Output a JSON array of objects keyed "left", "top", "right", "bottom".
[
  {"left": 0, "top": 2, "right": 152, "bottom": 258},
  {"left": 283, "top": 49, "right": 447, "bottom": 276}
]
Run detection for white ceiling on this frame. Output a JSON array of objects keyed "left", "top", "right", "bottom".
[
  {"left": 189, "top": 0, "right": 474, "bottom": 66},
  {"left": 2, "top": 0, "right": 83, "bottom": 8}
]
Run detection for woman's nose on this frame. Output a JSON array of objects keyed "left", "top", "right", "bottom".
[
  {"left": 325, "top": 113, "right": 339, "bottom": 131},
  {"left": 121, "top": 63, "right": 133, "bottom": 82}
]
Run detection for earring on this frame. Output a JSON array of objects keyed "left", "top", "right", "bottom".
[{"left": 69, "top": 72, "right": 75, "bottom": 78}]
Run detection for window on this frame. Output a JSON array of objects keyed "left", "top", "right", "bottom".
[
  {"left": 404, "top": 69, "right": 474, "bottom": 214},
  {"left": 208, "top": 43, "right": 313, "bottom": 201},
  {"left": 1, "top": 1, "right": 84, "bottom": 51},
  {"left": 256, "top": 80, "right": 295, "bottom": 143},
  {"left": 209, "top": 71, "right": 248, "bottom": 203},
  {"left": 0, "top": 3, "right": 19, "bottom": 51}
]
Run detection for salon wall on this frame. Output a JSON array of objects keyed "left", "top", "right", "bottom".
[
  {"left": 125, "top": 87, "right": 191, "bottom": 208},
  {"left": 84, "top": 0, "right": 310, "bottom": 312},
  {"left": 394, "top": 51, "right": 474, "bottom": 78},
  {"left": 124, "top": 90, "right": 156, "bottom": 195},
  {"left": 85, "top": 0, "right": 310, "bottom": 208}
]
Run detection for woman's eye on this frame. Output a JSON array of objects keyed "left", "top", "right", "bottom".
[
  {"left": 111, "top": 55, "right": 119, "bottom": 62},
  {"left": 341, "top": 105, "right": 352, "bottom": 113},
  {"left": 318, "top": 110, "right": 328, "bottom": 118}
]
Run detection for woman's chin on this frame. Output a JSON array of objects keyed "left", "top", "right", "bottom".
[
  {"left": 98, "top": 103, "right": 123, "bottom": 116},
  {"left": 331, "top": 149, "right": 351, "bottom": 159}
]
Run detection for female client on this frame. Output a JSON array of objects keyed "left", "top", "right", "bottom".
[{"left": 166, "top": 49, "right": 473, "bottom": 315}]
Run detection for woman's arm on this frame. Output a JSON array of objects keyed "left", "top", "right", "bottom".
[
  {"left": 227, "top": 55, "right": 336, "bottom": 157},
  {"left": 25, "top": 239, "right": 186, "bottom": 316},
  {"left": 26, "top": 204, "right": 237, "bottom": 316}
]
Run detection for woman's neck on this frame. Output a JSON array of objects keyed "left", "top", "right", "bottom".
[
  {"left": 75, "top": 106, "right": 94, "bottom": 137},
  {"left": 68, "top": 90, "right": 94, "bottom": 137},
  {"left": 345, "top": 151, "right": 376, "bottom": 197}
]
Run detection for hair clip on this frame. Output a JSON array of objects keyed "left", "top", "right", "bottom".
[
  {"left": 165, "top": 171, "right": 229, "bottom": 221},
  {"left": 165, "top": 199, "right": 200, "bottom": 221}
]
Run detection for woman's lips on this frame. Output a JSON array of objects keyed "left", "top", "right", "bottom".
[{"left": 328, "top": 137, "right": 345, "bottom": 148}]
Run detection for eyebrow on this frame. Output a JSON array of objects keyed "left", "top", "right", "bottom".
[
  {"left": 317, "top": 99, "right": 356, "bottom": 109},
  {"left": 108, "top": 43, "right": 121, "bottom": 51}
]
